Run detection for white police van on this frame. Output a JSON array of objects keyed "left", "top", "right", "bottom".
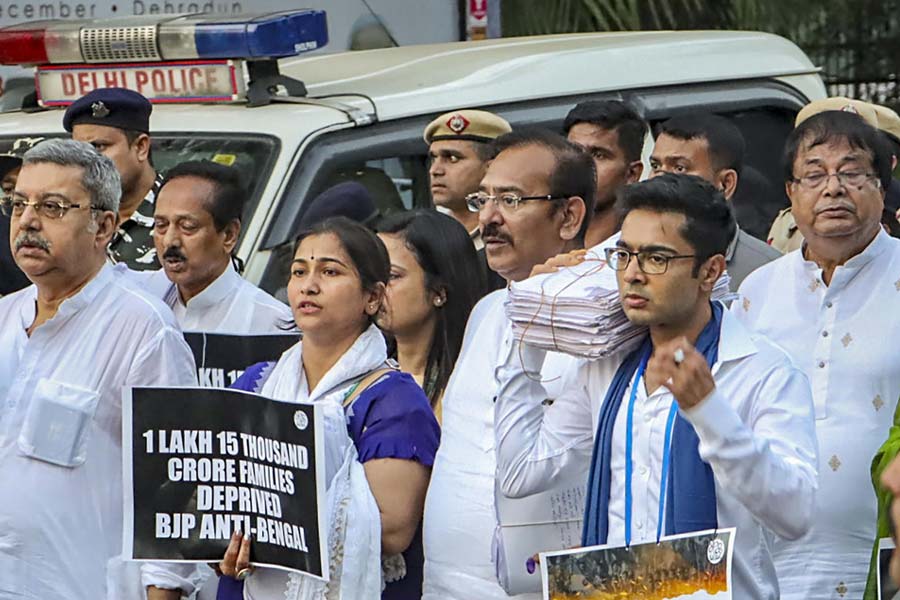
[{"left": 0, "top": 11, "right": 826, "bottom": 294}]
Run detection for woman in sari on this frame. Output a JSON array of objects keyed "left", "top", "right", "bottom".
[{"left": 217, "top": 216, "right": 440, "bottom": 599}]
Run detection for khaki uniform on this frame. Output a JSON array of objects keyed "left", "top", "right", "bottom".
[{"left": 767, "top": 207, "right": 804, "bottom": 254}]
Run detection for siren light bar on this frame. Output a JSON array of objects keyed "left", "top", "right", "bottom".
[{"left": 0, "top": 10, "right": 329, "bottom": 66}]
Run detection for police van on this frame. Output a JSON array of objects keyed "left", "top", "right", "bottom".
[{"left": 0, "top": 11, "right": 826, "bottom": 294}]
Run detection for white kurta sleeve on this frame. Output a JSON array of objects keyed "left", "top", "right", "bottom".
[
  {"left": 494, "top": 340, "right": 595, "bottom": 499},
  {"left": 681, "top": 366, "right": 819, "bottom": 540},
  {"left": 128, "top": 326, "right": 204, "bottom": 595}
]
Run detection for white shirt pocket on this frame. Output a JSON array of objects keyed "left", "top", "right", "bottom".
[{"left": 17, "top": 378, "right": 100, "bottom": 468}]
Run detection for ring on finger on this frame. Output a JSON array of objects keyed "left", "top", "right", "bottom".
[
  {"left": 236, "top": 567, "right": 253, "bottom": 581},
  {"left": 673, "top": 348, "right": 685, "bottom": 365}
]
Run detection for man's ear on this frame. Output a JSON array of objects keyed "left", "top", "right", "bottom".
[
  {"left": 133, "top": 133, "right": 152, "bottom": 164},
  {"left": 559, "top": 196, "right": 587, "bottom": 242},
  {"left": 717, "top": 168, "right": 739, "bottom": 200},
  {"left": 223, "top": 219, "right": 241, "bottom": 254},
  {"left": 698, "top": 254, "right": 727, "bottom": 293},
  {"left": 626, "top": 160, "right": 643, "bottom": 184},
  {"left": 94, "top": 210, "right": 118, "bottom": 247}
]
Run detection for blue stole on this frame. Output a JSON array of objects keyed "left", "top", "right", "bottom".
[{"left": 582, "top": 302, "right": 722, "bottom": 546}]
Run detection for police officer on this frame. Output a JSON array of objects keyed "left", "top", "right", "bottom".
[
  {"left": 0, "top": 136, "right": 44, "bottom": 295},
  {"left": 424, "top": 109, "right": 511, "bottom": 291},
  {"left": 64, "top": 87, "right": 162, "bottom": 270}
]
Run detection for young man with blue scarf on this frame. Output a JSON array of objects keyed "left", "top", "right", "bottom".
[{"left": 494, "top": 173, "right": 818, "bottom": 600}]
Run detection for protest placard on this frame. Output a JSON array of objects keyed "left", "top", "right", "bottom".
[
  {"left": 540, "top": 528, "right": 735, "bottom": 600},
  {"left": 123, "top": 386, "right": 327, "bottom": 579},
  {"left": 183, "top": 332, "right": 300, "bottom": 388}
]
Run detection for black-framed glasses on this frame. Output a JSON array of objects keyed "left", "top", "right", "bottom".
[
  {"left": 604, "top": 247, "right": 696, "bottom": 275},
  {"left": 465, "top": 192, "right": 566, "bottom": 213},
  {"left": 790, "top": 170, "right": 878, "bottom": 190},
  {"left": 0, "top": 197, "right": 98, "bottom": 219}
]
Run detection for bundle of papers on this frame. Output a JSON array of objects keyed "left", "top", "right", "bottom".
[{"left": 506, "top": 245, "right": 734, "bottom": 359}]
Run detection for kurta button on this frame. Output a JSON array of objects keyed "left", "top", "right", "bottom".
[
  {"left": 826, "top": 301, "right": 833, "bottom": 308},
  {"left": 822, "top": 331, "right": 829, "bottom": 337},
  {"left": 818, "top": 361, "right": 826, "bottom": 368}
]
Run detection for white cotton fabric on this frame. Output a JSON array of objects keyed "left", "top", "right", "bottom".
[
  {"left": 422, "top": 288, "right": 571, "bottom": 600},
  {"left": 733, "top": 229, "right": 900, "bottom": 600},
  {"left": 140, "top": 263, "right": 293, "bottom": 333},
  {"left": 241, "top": 325, "right": 386, "bottom": 600},
  {"left": 0, "top": 263, "right": 197, "bottom": 600},
  {"left": 494, "top": 309, "right": 818, "bottom": 600}
]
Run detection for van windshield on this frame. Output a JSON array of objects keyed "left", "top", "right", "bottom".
[{"left": 0, "top": 132, "right": 279, "bottom": 243}]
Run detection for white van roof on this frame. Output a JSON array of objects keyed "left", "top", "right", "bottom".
[
  {"left": 292, "top": 30, "right": 824, "bottom": 120},
  {"left": 0, "top": 29, "right": 823, "bottom": 139}
]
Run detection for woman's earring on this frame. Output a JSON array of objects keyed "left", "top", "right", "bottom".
[{"left": 434, "top": 297, "right": 444, "bottom": 307}]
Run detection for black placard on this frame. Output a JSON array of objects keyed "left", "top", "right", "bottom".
[
  {"left": 183, "top": 332, "right": 300, "bottom": 388},
  {"left": 123, "top": 386, "right": 327, "bottom": 579}
]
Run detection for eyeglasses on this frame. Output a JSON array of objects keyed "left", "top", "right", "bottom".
[
  {"left": 0, "top": 197, "right": 99, "bottom": 219},
  {"left": 604, "top": 247, "right": 696, "bottom": 275},
  {"left": 465, "top": 192, "right": 566, "bottom": 213},
  {"left": 790, "top": 170, "right": 878, "bottom": 190}
]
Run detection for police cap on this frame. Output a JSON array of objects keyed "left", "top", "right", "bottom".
[
  {"left": 63, "top": 88, "right": 152, "bottom": 134},
  {"left": 423, "top": 109, "right": 511, "bottom": 144}
]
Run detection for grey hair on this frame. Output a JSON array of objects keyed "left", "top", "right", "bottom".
[{"left": 22, "top": 138, "right": 121, "bottom": 213}]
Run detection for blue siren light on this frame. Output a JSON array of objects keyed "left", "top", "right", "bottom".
[{"left": 192, "top": 11, "right": 330, "bottom": 60}]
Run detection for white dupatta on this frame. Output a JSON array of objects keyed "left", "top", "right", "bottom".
[{"left": 243, "top": 325, "right": 386, "bottom": 600}]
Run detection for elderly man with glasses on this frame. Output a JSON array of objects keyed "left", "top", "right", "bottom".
[
  {"left": 0, "top": 139, "right": 198, "bottom": 600},
  {"left": 734, "top": 110, "right": 900, "bottom": 599},
  {"left": 493, "top": 173, "right": 817, "bottom": 600}
]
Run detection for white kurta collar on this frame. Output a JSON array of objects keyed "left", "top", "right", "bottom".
[
  {"left": 21, "top": 263, "right": 113, "bottom": 331},
  {"left": 799, "top": 228, "right": 890, "bottom": 286},
  {"left": 177, "top": 261, "right": 240, "bottom": 311},
  {"left": 716, "top": 307, "right": 758, "bottom": 365}
]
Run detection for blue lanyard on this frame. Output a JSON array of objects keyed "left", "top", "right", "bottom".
[{"left": 623, "top": 356, "right": 679, "bottom": 547}]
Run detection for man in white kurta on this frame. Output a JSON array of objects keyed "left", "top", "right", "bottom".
[
  {"left": 423, "top": 131, "right": 598, "bottom": 599},
  {"left": 146, "top": 159, "right": 292, "bottom": 334},
  {"left": 494, "top": 174, "right": 818, "bottom": 600},
  {"left": 733, "top": 109, "right": 900, "bottom": 598},
  {"left": 0, "top": 139, "right": 197, "bottom": 600}
]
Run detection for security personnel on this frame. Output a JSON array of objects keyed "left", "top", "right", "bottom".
[
  {"left": 424, "top": 109, "right": 511, "bottom": 291},
  {"left": 0, "top": 137, "right": 43, "bottom": 295},
  {"left": 64, "top": 87, "right": 162, "bottom": 270},
  {"left": 769, "top": 97, "right": 900, "bottom": 252}
]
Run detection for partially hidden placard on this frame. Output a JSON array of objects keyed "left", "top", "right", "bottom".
[{"left": 540, "top": 528, "right": 735, "bottom": 600}]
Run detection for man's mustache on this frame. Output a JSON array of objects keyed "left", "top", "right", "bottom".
[
  {"left": 14, "top": 232, "right": 50, "bottom": 252},
  {"left": 163, "top": 246, "right": 187, "bottom": 262},
  {"left": 481, "top": 223, "right": 512, "bottom": 243}
]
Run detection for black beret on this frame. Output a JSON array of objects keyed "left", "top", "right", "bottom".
[
  {"left": 63, "top": 88, "right": 152, "bottom": 134},
  {"left": 299, "top": 182, "right": 379, "bottom": 229}
]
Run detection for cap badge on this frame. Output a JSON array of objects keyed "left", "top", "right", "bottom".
[
  {"left": 447, "top": 114, "right": 470, "bottom": 134},
  {"left": 841, "top": 104, "right": 859, "bottom": 115},
  {"left": 91, "top": 101, "right": 110, "bottom": 118}
]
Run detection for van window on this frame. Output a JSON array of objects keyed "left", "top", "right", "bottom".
[
  {"left": 259, "top": 81, "right": 807, "bottom": 293},
  {"left": 0, "top": 132, "right": 279, "bottom": 245}
]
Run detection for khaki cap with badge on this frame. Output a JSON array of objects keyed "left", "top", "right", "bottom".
[
  {"left": 768, "top": 97, "right": 894, "bottom": 253},
  {"left": 423, "top": 109, "right": 511, "bottom": 144}
]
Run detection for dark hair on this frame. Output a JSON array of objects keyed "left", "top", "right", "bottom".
[
  {"left": 616, "top": 173, "right": 737, "bottom": 275},
  {"left": 161, "top": 160, "right": 246, "bottom": 231},
  {"left": 491, "top": 128, "right": 597, "bottom": 242},
  {"left": 470, "top": 139, "right": 497, "bottom": 162},
  {"left": 657, "top": 113, "right": 745, "bottom": 175},
  {"left": 783, "top": 110, "right": 894, "bottom": 190},
  {"left": 123, "top": 128, "right": 153, "bottom": 166},
  {"left": 293, "top": 216, "right": 390, "bottom": 326},
  {"left": 563, "top": 100, "right": 647, "bottom": 162},
  {"left": 376, "top": 209, "right": 485, "bottom": 404}
]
